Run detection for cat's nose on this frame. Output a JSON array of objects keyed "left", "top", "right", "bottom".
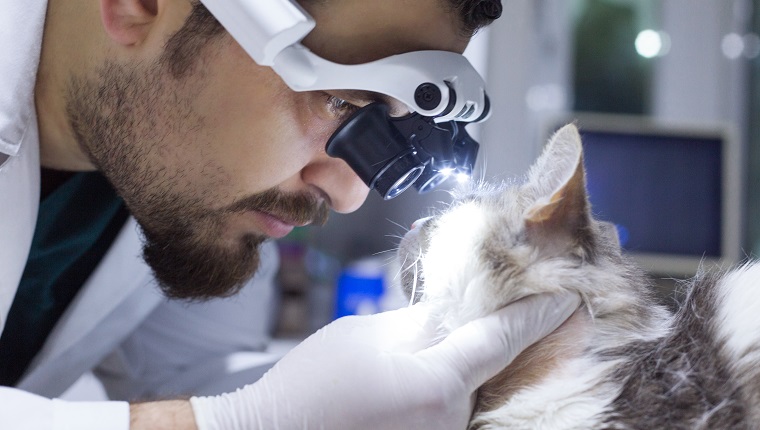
[{"left": 411, "top": 216, "right": 434, "bottom": 230}]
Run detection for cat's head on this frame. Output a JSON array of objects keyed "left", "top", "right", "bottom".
[{"left": 398, "top": 123, "right": 640, "bottom": 333}]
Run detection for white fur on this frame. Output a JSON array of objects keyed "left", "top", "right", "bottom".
[
  {"left": 471, "top": 357, "right": 619, "bottom": 430},
  {"left": 421, "top": 201, "right": 495, "bottom": 332},
  {"left": 714, "top": 262, "right": 760, "bottom": 378}
]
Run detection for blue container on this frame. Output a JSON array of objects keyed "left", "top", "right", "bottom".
[{"left": 334, "top": 260, "right": 385, "bottom": 319}]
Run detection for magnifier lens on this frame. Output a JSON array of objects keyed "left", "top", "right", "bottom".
[
  {"left": 326, "top": 103, "right": 426, "bottom": 199},
  {"left": 385, "top": 164, "right": 426, "bottom": 199},
  {"left": 413, "top": 166, "right": 450, "bottom": 193},
  {"left": 326, "top": 103, "right": 481, "bottom": 200}
]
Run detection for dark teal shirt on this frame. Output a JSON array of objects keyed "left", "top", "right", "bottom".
[{"left": 0, "top": 171, "right": 129, "bottom": 386}]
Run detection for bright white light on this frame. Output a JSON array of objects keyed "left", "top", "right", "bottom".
[
  {"left": 456, "top": 173, "right": 470, "bottom": 183},
  {"left": 422, "top": 202, "right": 487, "bottom": 295},
  {"left": 439, "top": 167, "right": 454, "bottom": 177},
  {"left": 635, "top": 30, "right": 664, "bottom": 58},
  {"left": 722, "top": 33, "right": 744, "bottom": 59}
]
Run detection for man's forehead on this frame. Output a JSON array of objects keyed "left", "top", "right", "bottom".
[{"left": 299, "top": 0, "right": 469, "bottom": 65}]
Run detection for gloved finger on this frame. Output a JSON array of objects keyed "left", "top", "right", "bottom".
[
  {"left": 416, "top": 291, "right": 581, "bottom": 391},
  {"left": 319, "top": 303, "right": 438, "bottom": 352}
]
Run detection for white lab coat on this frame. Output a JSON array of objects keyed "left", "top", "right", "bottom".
[{"left": 0, "top": 1, "right": 281, "bottom": 428}]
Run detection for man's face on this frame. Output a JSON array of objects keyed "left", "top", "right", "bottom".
[{"left": 66, "top": 0, "right": 469, "bottom": 299}]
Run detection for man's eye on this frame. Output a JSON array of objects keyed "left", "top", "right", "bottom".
[{"left": 326, "top": 95, "right": 360, "bottom": 118}]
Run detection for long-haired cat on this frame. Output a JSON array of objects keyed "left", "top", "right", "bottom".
[{"left": 397, "top": 124, "right": 759, "bottom": 429}]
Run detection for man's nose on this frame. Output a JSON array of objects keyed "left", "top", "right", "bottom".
[{"left": 301, "top": 152, "right": 370, "bottom": 213}]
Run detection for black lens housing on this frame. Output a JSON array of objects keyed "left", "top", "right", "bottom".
[{"left": 326, "top": 102, "right": 480, "bottom": 200}]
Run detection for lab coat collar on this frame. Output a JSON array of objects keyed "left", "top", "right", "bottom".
[
  {"left": 17, "top": 218, "right": 164, "bottom": 396},
  {"left": 0, "top": 0, "right": 48, "bottom": 159},
  {"left": 0, "top": 0, "right": 47, "bottom": 329}
]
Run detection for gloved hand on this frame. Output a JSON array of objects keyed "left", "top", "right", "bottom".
[{"left": 190, "top": 292, "right": 580, "bottom": 430}]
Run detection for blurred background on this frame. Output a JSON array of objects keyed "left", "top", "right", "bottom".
[{"left": 272, "top": 0, "right": 760, "bottom": 338}]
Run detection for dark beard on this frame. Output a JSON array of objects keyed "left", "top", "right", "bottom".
[
  {"left": 64, "top": 55, "right": 329, "bottom": 300},
  {"left": 140, "top": 219, "right": 265, "bottom": 300},
  {"left": 142, "top": 190, "right": 328, "bottom": 300}
]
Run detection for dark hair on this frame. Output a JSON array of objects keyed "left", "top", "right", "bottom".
[
  {"left": 166, "top": 0, "right": 503, "bottom": 58},
  {"left": 447, "top": 0, "right": 503, "bottom": 36},
  {"left": 160, "top": 2, "right": 225, "bottom": 79}
]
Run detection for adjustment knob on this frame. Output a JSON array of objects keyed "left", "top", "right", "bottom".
[{"left": 414, "top": 83, "right": 442, "bottom": 111}]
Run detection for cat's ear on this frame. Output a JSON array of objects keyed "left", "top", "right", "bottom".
[{"left": 523, "top": 124, "right": 592, "bottom": 250}]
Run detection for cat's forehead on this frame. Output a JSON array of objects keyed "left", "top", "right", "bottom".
[
  {"left": 449, "top": 180, "right": 532, "bottom": 214},
  {"left": 431, "top": 181, "right": 529, "bottom": 239}
]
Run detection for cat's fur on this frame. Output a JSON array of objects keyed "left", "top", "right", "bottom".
[{"left": 397, "top": 124, "right": 760, "bottom": 429}]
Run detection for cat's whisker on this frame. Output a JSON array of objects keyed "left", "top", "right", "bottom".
[
  {"left": 443, "top": 188, "right": 458, "bottom": 200},
  {"left": 384, "top": 234, "right": 405, "bottom": 241},
  {"left": 399, "top": 259, "right": 419, "bottom": 274},
  {"left": 407, "top": 248, "right": 425, "bottom": 307},
  {"left": 393, "top": 253, "right": 413, "bottom": 282},
  {"left": 386, "top": 218, "right": 409, "bottom": 233},
  {"left": 372, "top": 249, "right": 396, "bottom": 266},
  {"left": 382, "top": 255, "right": 397, "bottom": 265},
  {"left": 409, "top": 260, "right": 419, "bottom": 307},
  {"left": 478, "top": 150, "right": 488, "bottom": 183}
]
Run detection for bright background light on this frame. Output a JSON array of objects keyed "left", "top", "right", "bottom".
[
  {"left": 721, "top": 32, "right": 760, "bottom": 60},
  {"left": 722, "top": 33, "right": 744, "bottom": 59},
  {"left": 635, "top": 29, "right": 669, "bottom": 58}
]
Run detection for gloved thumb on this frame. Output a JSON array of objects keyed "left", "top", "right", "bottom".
[{"left": 416, "top": 291, "right": 581, "bottom": 390}]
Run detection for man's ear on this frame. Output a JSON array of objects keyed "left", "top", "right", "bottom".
[{"left": 100, "top": 0, "right": 159, "bottom": 46}]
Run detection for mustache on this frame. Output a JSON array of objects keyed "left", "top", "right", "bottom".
[{"left": 225, "top": 189, "right": 330, "bottom": 227}]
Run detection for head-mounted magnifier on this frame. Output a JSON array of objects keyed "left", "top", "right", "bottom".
[
  {"left": 326, "top": 103, "right": 484, "bottom": 199},
  {"left": 200, "top": 0, "right": 491, "bottom": 199}
]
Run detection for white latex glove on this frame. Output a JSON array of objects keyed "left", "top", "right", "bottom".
[{"left": 190, "top": 292, "right": 580, "bottom": 430}]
